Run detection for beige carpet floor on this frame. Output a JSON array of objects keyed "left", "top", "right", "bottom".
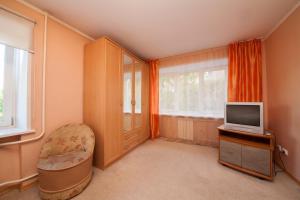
[{"left": 1, "top": 139, "right": 300, "bottom": 200}]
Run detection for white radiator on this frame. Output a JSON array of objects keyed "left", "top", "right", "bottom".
[{"left": 177, "top": 118, "right": 194, "bottom": 140}]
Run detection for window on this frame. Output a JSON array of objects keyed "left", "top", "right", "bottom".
[
  {"left": 159, "top": 57, "right": 227, "bottom": 118},
  {"left": 0, "top": 8, "right": 34, "bottom": 135},
  {"left": 0, "top": 43, "right": 31, "bottom": 130}
]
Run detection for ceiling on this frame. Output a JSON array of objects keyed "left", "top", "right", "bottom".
[{"left": 25, "top": 0, "right": 299, "bottom": 60}]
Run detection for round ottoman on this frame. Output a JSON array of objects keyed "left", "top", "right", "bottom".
[{"left": 37, "top": 124, "right": 95, "bottom": 200}]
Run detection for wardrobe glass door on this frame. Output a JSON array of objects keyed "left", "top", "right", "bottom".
[
  {"left": 123, "top": 53, "right": 133, "bottom": 132},
  {"left": 134, "top": 61, "right": 142, "bottom": 128}
]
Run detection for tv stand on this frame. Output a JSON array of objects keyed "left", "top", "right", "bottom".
[{"left": 218, "top": 125, "right": 274, "bottom": 180}]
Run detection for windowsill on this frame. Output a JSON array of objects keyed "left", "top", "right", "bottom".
[
  {"left": 159, "top": 114, "right": 224, "bottom": 120},
  {"left": 0, "top": 128, "right": 35, "bottom": 139}
]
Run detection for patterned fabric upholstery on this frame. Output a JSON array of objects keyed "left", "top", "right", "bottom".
[{"left": 38, "top": 124, "right": 95, "bottom": 171}]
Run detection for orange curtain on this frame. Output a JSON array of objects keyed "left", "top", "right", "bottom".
[
  {"left": 228, "top": 39, "right": 262, "bottom": 102},
  {"left": 149, "top": 60, "right": 159, "bottom": 139}
]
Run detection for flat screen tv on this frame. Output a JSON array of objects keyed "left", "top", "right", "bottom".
[{"left": 224, "top": 102, "right": 264, "bottom": 134}]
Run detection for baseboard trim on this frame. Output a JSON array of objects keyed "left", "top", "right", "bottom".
[
  {"left": 0, "top": 175, "right": 38, "bottom": 196},
  {"left": 274, "top": 160, "right": 300, "bottom": 186},
  {"left": 19, "top": 176, "right": 38, "bottom": 191},
  {"left": 159, "top": 137, "right": 218, "bottom": 148},
  {"left": 0, "top": 184, "right": 19, "bottom": 196},
  {"left": 97, "top": 136, "right": 150, "bottom": 170},
  {"left": 285, "top": 170, "right": 300, "bottom": 186}
]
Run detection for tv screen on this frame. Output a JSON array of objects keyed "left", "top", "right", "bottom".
[{"left": 226, "top": 105, "right": 260, "bottom": 126}]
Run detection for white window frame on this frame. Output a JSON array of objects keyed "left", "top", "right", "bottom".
[{"left": 0, "top": 44, "right": 31, "bottom": 136}]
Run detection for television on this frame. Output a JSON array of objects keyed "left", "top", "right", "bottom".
[{"left": 224, "top": 102, "right": 264, "bottom": 134}]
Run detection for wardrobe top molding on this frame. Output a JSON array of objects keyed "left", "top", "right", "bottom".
[{"left": 93, "top": 36, "right": 147, "bottom": 65}]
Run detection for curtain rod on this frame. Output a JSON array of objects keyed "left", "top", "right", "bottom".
[{"left": 0, "top": 6, "right": 37, "bottom": 24}]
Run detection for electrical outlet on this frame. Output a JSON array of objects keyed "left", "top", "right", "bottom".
[
  {"left": 277, "top": 145, "right": 288, "bottom": 156},
  {"left": 282, "top": 148, "right": 288, "bottom": 156},
  {"left": 277, "top": 145, "right": 282, "bottom": 152}
]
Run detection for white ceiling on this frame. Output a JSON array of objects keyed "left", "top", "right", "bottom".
[{"left": 25, "top": 0, "right": 299, "bottom": 60}]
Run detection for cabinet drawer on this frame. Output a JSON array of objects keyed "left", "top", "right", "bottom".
[
  {"left": 242, "top": 146, "right": 270, "bottom": 176},
  {"left": 123, "top": 132, "right": 139, "bottom": 151},
  {"left": 220, "top": 140, "right": 242, "bottom": 166}
]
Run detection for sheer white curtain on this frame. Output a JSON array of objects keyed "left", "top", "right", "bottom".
[{"left": 159, "top": 47, "right": 228, "bottom": 118}]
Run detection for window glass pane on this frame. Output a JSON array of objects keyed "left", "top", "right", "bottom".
[
  {"left": 15, "top": 47, "right": 30, "bottom": 129},
  {"left": 0, "top": 44, "right": 14, "bottom": 127},
  {"left": 159, "top": 59, "right": 227, "bottom": 118},
  {"left": 0, "top": 44, "right": 30, "bottom": 128}
]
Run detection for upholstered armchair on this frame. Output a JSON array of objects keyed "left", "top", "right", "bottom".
[{"left": 37, "top": 124, "right": 95, "bottom": 200}]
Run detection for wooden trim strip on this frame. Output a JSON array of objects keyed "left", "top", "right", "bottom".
[
  {"left": 160, "top": 137, "right": 218, "bottom": 147},
  {"left": 0, "top": 174, "right": 37, "bottom": 195},
  {"left": 285, "top": 171, "right": 300, "bottom": 186}
]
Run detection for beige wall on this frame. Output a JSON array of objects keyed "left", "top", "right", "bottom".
[
  {"left": 0, "top": 0, "right": 91, "bottom": 184},
  {"left": 265, "top": 7, "right": 300, "bottom": 181}
]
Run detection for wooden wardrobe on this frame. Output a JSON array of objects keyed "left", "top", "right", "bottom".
[{"left": 84, "top": 37, "right": 150, "bottom": 169}]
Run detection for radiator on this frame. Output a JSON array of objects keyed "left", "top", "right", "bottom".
[{"left": 177, "top": 118, "right": 194, "bottom": 140}]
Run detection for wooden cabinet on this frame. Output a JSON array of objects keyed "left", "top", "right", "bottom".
[
  {"left": 242, "top": 146, "right": 271, "bottom": 176},
  {"left": 218, "top": 125, "right": 274, "bottom": 180},
  {"left": 84, "top": 37, "right": 149, "bottom": 169},
  {"left": 220, "top": 140, "right": 242, "bottom": 166}
]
